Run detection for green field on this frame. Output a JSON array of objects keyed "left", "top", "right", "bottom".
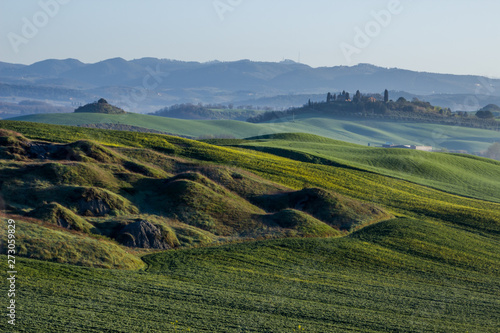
[
  {"left": 1, "top": 120, "right": 499, "bottom": 233},
  {"left": 231, "top": 133, "right": 500, "bottom": 203},
  {"left": 9, "top": 112, "right": 268, "bottom": 139},
  {"left": 10, "top": 112, "right": 500, "bottom": 152},
  {"left": 0, "top": 120, "right": 499, "bottom": 332},
  {"left": 1, "top": 218, "right": 499, "bottom": 332}
]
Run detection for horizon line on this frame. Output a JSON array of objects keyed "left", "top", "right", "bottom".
[{"left": 1, "top": 57, "right": 498, "bottom": 79}]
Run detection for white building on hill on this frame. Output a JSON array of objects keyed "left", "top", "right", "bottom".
[{"left": 381, "top": 144, "right": 432, "bottom": 151}]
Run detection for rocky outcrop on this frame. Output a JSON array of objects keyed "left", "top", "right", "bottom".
[
  {"left": 116, "top": 220, "right": 171, "bottom": 249},
  {"left": 78, "top": 199, "right": 111, "bottom": 216},
  {"left": 27, "top": 142, "right": 59, "bottom": 159}
]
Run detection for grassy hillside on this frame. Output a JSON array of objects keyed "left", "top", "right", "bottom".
[
  {"left": 1, "top": 218, "right": 498, "bottom": 332},
  {"left": 10, "top": 111, "right": 500, "bottom": 152},
  {"left": 1, "top": 121, "right": 499, "bottom": 236},
  {"left": 233, "top": 133, "right": 500, "bottom": 204},
  {"left": 1, "top": 121, "right": 499, "bottom": 331},
  {"left": 0, "top": 124, "right": 394, "bottom": 265},
  {"left": 0, "top": 218, "right": 144, "bottom": 269},
  {"left": 10, "top": 113, "right": 268, "bottom": 139}
]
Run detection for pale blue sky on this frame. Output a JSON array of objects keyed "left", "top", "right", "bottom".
[{"left": 1, "top": 0, "right": 499, "bottom": 77}]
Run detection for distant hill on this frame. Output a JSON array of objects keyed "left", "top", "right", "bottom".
[
  {"left": 0, "top": 82, "right": 90, "bottom": 101},
  {"left": 15, "top": 58, "right": 85, "bottom": 77},
  {"left": 0, "top": 100, "right": 72, "bottom": 119},
  {"left": 480, "top": 104, "right": 500, "bottom": 112},
  {"left": 247, "top": 94, "right": 499, "bottom": 131},
  {"left": 235, "top": 91, "right": 500, "bottom": 111},
  {"left": 74, "top": 98, "right": 126, "bottom": 114},
  {"left": 3, "top": 58, "right": 500, "bottom": 111},
  {"left": 2, "top": 58, "right": 497, "bottom": 95}
]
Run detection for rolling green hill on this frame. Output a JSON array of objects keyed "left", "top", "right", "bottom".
[
  {"left": 0, "top": 124, "right": 396, "bottom": 262},
  {"left": 0, "top": 120, "right": 499, "bottom": 332},
  {"left": 1, "top": 217, "right": 499, "bottom": 332},
  {"left": 231, "top": 133, "right": 500, "bottom": 204},
  {"left": 9, "top": 112, "right": 268, "bottom": 139},
  {"left": 1, "top": 120, "right": 499, "bottom": 235},
  {"left": 10, "top": 111, "right": 500, "bottom": 152}
]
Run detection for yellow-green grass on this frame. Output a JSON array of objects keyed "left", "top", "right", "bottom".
[
  {"left": 2, "top": 126, "right": 386, "bottom": 264},
  {"left": 263, "top": 209, "right": 342, "bottom": 237},
  {"left": 0, "top": 121, "right": 499, "bottom": 331},
  {"left": 1, "top": 121, "right": 499, "bottom": 235},
  {"left": 0, "top": 218, "right": 498, "bottom": 332},
  {"left": 235, "top": 133, "right": 500, "bottom": 203},
  {"left": 28, "top": 202, "right": 94, "bottom": 233},
  {"left": 0, "top": 218, "right": 144, "bottom": 269}
]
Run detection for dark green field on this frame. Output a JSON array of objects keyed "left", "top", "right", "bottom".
[{"left": 0, "top": 120, "right": 499, "bottom": 332}]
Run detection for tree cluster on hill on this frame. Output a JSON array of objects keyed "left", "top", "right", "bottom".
[
  {"left": 477, "top": 104, "right": 500, "bottom": 118},
  {"left": 476, "top": 110, "right": 495, "bottom": 119},
  {"left": 247, "top": 90, "right": 498, "bottom": 131},
  {"left": 74, "top": 98, "right": 126, "bottom": 114}
]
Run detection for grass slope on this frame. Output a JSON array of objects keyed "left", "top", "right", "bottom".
[
  {"left": 235, "top": 133, "right": 500, "bottom": 203},
  {"left": 10, "top": 112, "right": 500, "bottom": 151},
  {"left": 254, "top": 187, "right": 391, "bottom": 231},
  {"left": 1, "top": 218, "right": 498, "bottom": 332},
  {"left": 0, "top": 121, "right": 499, "bottom": 331},
  {"left": 0, "top": 218, "right": 143, "bottom": 269},
  {"left": 28, "top": 202, "right": 95, "bottom": 233},
  {"left": 1, "top": 125, "right": 393, "bottom": 268},
  {"left": 10, "top": 113, "right": 267, "bottom": 139},
  {"left": 144, "top": 172, "right": 267, "bottom": 236},
  {"left": 272, "top": 113, "right": 500, "bottom": 152},
  {"left": 1, "top": 121, "right": 499, "bottom": 237}
]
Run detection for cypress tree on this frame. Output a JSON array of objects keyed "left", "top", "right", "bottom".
[{"left": 354, "top": 90, "right": 361, "bottom": 102}]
